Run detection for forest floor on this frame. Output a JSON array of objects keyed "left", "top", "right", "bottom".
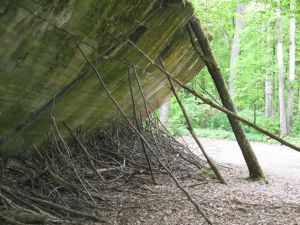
[
  {"left": 109, "top": 138, "right": 300, "bottom": 225},
  {"left": 2, "top": 135, "right": 299, "bottom": 225}
]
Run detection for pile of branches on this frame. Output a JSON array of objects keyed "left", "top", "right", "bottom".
[{"left": 0, "top": 121, "right": 205, "bottom": 224}]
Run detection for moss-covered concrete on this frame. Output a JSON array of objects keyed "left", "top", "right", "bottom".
[{"left": 0, "top": 0, "right": 205, "bottom": 157}]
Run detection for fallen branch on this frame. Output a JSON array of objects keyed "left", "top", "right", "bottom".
[
  {"left": 0, "top": 214, "right": 23, "bottom": 225},
  {"left": 63, "top": 122, "right": 105, "bottom": 181},
  {"left": 2, "top": 209, "right": 47, "bottom": 224},
  {"left": 1, "top": 185, "right": 50, "bottom": 217},
  {"left": 1, "top": 104, "right": 208, "bottom": 224},
  {"left": 51, "top": 114, "right": 97, "bottom": 204},
  {"left": 18, "top": 192, "right": 105, "bottom": 223}
]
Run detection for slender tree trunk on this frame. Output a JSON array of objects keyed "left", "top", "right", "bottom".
[
  {"left": 287, "top": 1, "right": 296, "bottom": 134},
  {"left": 265, "top": 80, "right": 273, "bottom": 118},
  {"left": 188, "top": 17, "right": 265, "bottom": 179},
  {"left": 253, "top": 103, "right": 257, "bottom": 124},
  {"left": 159, "top": 99, "right": 170, "bottom": 129},
  {"left": 222, "top": 26, "right": 231, "bottom": 50},
  {"left": 229, "top": 4, "right": 244, "bottom": 98},
  {"left": 272, "top": 44, "right": 278, "bottom": 117},
  {"left": 265, "top": 23, "right": 273, "bottom": 118},
  {"left": 298, "top": 85, "right": 300, "bottom": 116},
  {"left": 277, "top": 0, "right": 288, "bottom": 137}
]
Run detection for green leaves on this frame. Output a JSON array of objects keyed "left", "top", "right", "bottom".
[{"left": 168, "top": 0, "right": 299, "bottom": 138}]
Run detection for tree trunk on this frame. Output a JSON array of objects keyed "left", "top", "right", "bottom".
[
  {"left": 287, "top": 1, "right": 296, "bottom": 134},
  {"left": 222, "top": 26, "right": 231, "bottom": 50},
  {"left": 298, "top": 85, "right": 300, "bottom": 116},
  {"left": 272, "top": 44, "right": 278, "bottom": 116},
  {"left": 159, "top": 99, "right": 170, "bottom": 129},
  {"left": 229, "top": 4, "right": 244, "bottom": 98},
  {"left": 265, "top": 80, "right": 273, "bottom": 118},
  {"left": 189, "top": 17, "right": 265, "bottom": 180},
  {"left": 277, "top": 0, "right": 288, "bottom": 137},
  {"left": 265, "top": 23, "right": 273, "bottom": 118}
]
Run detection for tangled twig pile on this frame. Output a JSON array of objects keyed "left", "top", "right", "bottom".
[{"left": 0, "top": 121, "right": 206, "bottom": 224}]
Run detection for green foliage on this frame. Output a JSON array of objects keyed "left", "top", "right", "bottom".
[
  {"left": 198, "top": 167, "right": 217, "bottom": 179},
  {"left": 167, "top": 0, "right": 300, "bottom": 144}
]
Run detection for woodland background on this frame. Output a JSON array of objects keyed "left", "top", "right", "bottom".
[{"left": 164, "top": 0, "right": 300, "bottom": 145}]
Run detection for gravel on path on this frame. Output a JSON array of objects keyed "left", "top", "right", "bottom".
[{"left": 180, "top": 137, "right": 300, "bottom": 181}]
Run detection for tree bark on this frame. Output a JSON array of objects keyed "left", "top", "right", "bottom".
[
  {"left": 298, "top": 85, "right": 300, "bottom": 116},
  {"left": 272, "top": 44, "right": 278, "bottom": 116},
  {"left": 188, "top": 17, "right": 265, "bottom": 179},
  {"left": 265, "top": 24, "right": 273, "bottom": 118},
  {"left": 287, "top": 1, "right": 296, "bottom": 134},
  {"left": 159, "top": 99, "right": 170, "bottom": 129},
  {"left": 277, "top": 0, "right": 288, "bottom": 137},
  {"left": 222, "top": 26, "right": 231, "bottom": 50},
  {"left": 229, "top": 4, "right": 244, "bottom": 98},
  {"left": 265, "top": 80, "right": 273, "bottom": 118}
]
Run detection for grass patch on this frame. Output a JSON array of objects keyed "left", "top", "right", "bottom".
[
  {"left": 237, "top": 174, "right": 269, "bottom": 184},
  {"left": 198, "top": 167, "right": 217, "bottom": 179},
  {"left": 170, "top": 127, "right": 300, "bottom": 147}
]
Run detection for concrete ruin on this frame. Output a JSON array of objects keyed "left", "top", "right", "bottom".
[{"left": 0, "top": 0, "right": 205, "bottom": 157}]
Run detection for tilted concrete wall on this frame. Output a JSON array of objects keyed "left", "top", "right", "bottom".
[{"left": 0, "top": 0, "right": 204, "bottom": 157}]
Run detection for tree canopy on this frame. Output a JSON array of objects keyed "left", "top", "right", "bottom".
[{"left": 168, "top": 0, "right": 300, "bottom": 144}]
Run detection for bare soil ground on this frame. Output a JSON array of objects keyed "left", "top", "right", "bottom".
[
  {"left": 109, "top": 138, "right": 300, "bottom": 225},
  {"left": 109, "top": 166, "right": 300, "bottom": 225},
  {"left": 182, "top": 137, "right": 300, "bottom": 181},
  {"left": 2, "top": 135, "right": 299, "bottom": 225}
]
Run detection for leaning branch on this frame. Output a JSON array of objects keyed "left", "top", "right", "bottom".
[
  {"left": 75, "top": 38, "right": 213, "bottom": 225},
  {"left": 160, "top": 57, "right": 226, "bottom": 184},
  {"left": 127, "top": 69, "right": 156, "bottom": 184},
  {"left": 128, "top": 41, "right": 300, "bottom": 153},
  {"left": 63, "top": 122, "right": 105, "bottom": 181}
]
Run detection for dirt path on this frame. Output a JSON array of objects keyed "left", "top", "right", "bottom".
[
  {"left": 112, "top": 138, "right": 300, "bottom": 224},
  {"left": 113, "top": 160, "right": 300, "bottom": 225},
  {"left": 105, "top": 137, "right": 300, "bottom": 224},
  {"left": 180, "top": 137, "right": 300, "bottom": 181}
]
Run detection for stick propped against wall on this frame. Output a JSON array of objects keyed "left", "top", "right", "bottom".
[
  {"left": 127, "top": 30, "right": 300, "bottom": 153},
  {"left": 159, "top": 57, "right": 227, "bottom": 185}
]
